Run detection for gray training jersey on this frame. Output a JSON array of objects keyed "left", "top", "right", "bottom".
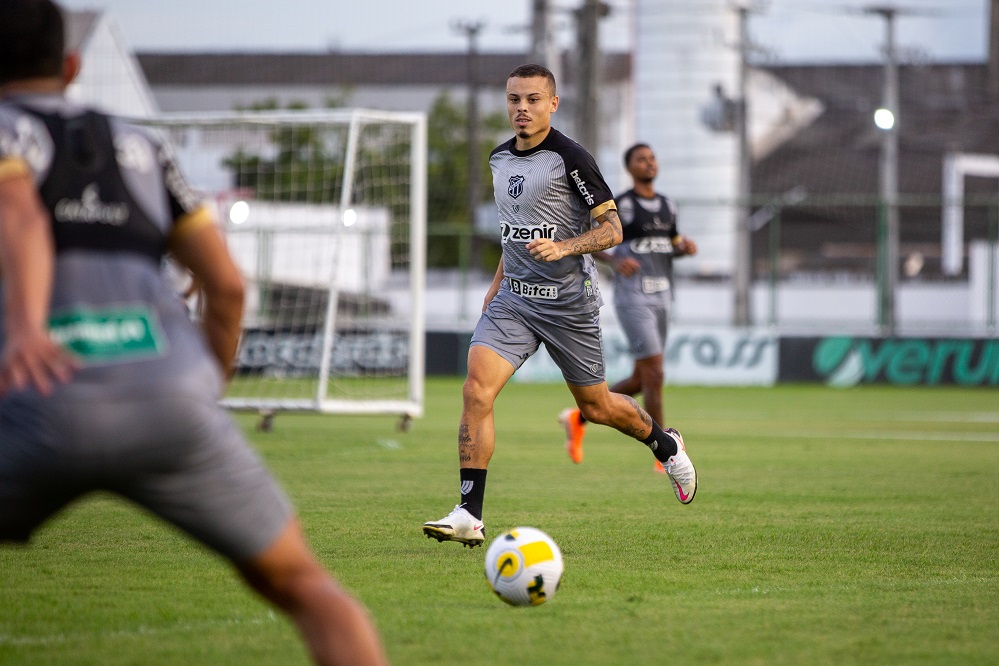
[
  {"left": 0, "top": 95, "right": 293, "bottom": 561},
  {"left": 0, "top": 94, "right": 221, "bottom": 400},
  {"left": 489, "top": 128, "right": 616, "bottom": 314},
  {"left": 611, "top": 189, "right": 680, "bottom": 308}
]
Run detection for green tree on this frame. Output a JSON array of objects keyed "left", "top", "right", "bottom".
[
  {"left": 223, "top": 93, "right": 507, "bottom": 269},
  {"left": 225, "top": 99, "right": 344, "bottom": 204},
  {"left": 426, "top": 91, "right": 507, "bottom": 269}
]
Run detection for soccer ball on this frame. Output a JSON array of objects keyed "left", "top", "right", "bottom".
[{"left": 484, "top": 527, "right": 563, "bottom": 606}]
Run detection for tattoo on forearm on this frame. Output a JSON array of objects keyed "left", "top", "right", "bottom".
[
  {"left": 620, "top": 395, "right": 653, "bottom": 439},
  {"left": 600, "top": 209, "right": 623, "bottom": 237},
  {"left": 560, "top": 210, "right": 623, "bottom": 256},
  {"left": 458, "top": 424, "right": 472, "bottom": 463}
]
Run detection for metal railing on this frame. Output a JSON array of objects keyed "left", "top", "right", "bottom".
[{"left": 426, "top": 195, "right": 999, "bottom": 336}]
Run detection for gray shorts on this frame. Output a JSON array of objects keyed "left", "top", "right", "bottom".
[
  {"left": 616, "top": 300, "right": 671, "bottom": 360},
  {"left": 471, "top": 290, "right": 605, "bottom": 386},
  {"left": 0, "top": 390, "right": 291, "bottom": 563}
]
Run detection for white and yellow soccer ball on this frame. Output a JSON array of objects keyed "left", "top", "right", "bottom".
[{"left": 484, "top": 527, "right": 563, "bottom": 606}]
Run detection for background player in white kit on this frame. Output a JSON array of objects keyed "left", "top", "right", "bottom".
[
  {"left": 422, "top": 65, "right": 697, "bottom": 548},
  {"left": 559, "top": 143, "right": 697, "bottom": 472}
]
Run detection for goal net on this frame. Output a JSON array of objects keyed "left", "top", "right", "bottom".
[{"left": 145, "top": 109, "right": 426, "bottom": 423}]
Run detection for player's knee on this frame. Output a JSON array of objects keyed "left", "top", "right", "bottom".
[
  {"left": 243, "top": 555, "right": 327, "bottom": 612},
  {"left": 641, "top": 365, "right": 664, "bottom": 388},
  {"left": 237, "top": 521, "right": 326, "bottom": 608},
  {"left": 281, "top": 564, "right": 332, "bottom": 607},
  {"left": 578, "top": 401, "right": 609, "bottom": 426},
  {"left": 462, "top": 377, "right": 494, "bottom": 412},
  {"left": 636, "top": 358, "right": 664, "bottom": 388}
]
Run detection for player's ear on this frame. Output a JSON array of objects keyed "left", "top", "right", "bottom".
[
  {"left": 550, "top": 95, "right": 559, "bottom": 113},
  {"left": 62, "top": 52, "right": 81, "bottom": 87}
]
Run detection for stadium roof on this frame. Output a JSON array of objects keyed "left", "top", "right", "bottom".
[
  {"left": 136, "top": 52, "right": 632, "bottom": 87},
  {"left": 753, "top": 62, "right": 999, "bottom": 274},
  {"left": 757, "top": 62, "right": 999, "bottom": 197}
]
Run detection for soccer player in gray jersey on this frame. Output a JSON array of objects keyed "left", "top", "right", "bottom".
[
  {"left": 423, "top": 65, "right": 697, "bottom": 548},
  {"left": 559, "top": 143, "right": 697, "bottom": 472},
  {"left": 0, "top": 3, "right": 386, "bottom": 664}
]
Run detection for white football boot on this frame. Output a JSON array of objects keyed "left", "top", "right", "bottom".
[
  {"left": 422, "top": 504, "right": 485, "bottom": 548},
  {"left": 662, "top": 428, "right": 697, "bottom": 504}
]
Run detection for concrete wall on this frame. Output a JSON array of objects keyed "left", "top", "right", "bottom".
[{"left": 415, "top": 263, "right": 996, "bottom": 337}]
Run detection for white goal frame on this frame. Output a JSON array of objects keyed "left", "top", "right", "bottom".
[
  {"left": 146, "top": 109, "right": 427, "bottom": 422},
  {"left": 942, "top": 152, "right": 999, "bottom": 276}
]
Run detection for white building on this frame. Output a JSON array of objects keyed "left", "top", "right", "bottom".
[{"left": 65, "top": 11, "right": 158, "bottom": 117}]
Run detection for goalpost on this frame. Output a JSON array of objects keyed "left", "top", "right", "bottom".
[{"left": 144, "top": 109, "right": 427, "bottom": 428}]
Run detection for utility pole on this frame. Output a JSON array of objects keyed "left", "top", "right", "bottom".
[
  {"left": 989, "top": 0, "right": 999, "bottom": 104},
  {"left": 530, "top": 0, "right": 561, "bottom": 83},
  {"left": 701, "top": 3, "right": 764, "bottom": 326},
  {"left": 453, "top": 19, "right": 485, "bottom": 267},
  {"left": 574, "top": 0, "right": 608, "bottom": 152},
  {"left": 733, "top": 3, "right": 754, "bottom": 327},
  {"left": 865, "top": 6, "right": 900, "bottom": 335}
]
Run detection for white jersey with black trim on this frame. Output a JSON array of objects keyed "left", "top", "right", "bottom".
[{"left": 488, "top": 128, "right": 616, "bottom": 314}]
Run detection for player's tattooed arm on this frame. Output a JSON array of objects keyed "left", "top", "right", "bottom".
[
  {"left": 527, "top": 207, "right": 623, "bottom": 262},
  {"left": 565, "top": 208, "right": 623, "bottom": 255}
]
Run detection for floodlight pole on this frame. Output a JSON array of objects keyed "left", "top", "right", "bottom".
[
  {"left": 454, "top": 19, "right": 485, "bottom": 269},
  {"left": 867, "top": 6, "right": 900, "bottom": 335}
]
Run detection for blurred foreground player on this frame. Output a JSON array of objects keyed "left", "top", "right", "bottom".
[{"left": 0, "top": 2, "right": 387, "bottom": 664}]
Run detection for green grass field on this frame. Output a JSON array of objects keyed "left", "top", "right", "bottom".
[{"left": 2, "top": 381, "right": 998, "bottom": 665}]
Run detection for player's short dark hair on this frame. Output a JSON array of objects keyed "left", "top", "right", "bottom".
[
  {"left": 508, "top": 63, "right": 557, "bottom": 96},
  {"left": 0, "top": 0, "right": 66, "bottom": 86},
  {"left": 623, "top": 143, "right": 652, "bottom": 167}
]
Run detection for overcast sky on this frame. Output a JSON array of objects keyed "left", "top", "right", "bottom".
[{"left": 58, "top": 0, "right": 986, "bottom": 63}]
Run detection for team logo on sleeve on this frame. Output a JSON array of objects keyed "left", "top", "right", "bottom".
[
  {"left": 569, "top": 169, "right": 595, "bottom": 205},
  {"left": 0, "top": 115, "right": 53, "bottom": 175},
  {"left": 508, "top": 175, "right": 525, "bottom": 198},
  {"left": 159, "top": 145, "right": 203, "bottom": 212},
  {"left": 115, "top": 133, "right": 155, "bottom": 174}
]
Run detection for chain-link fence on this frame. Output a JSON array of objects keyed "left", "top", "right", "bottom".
[{"left": 426, "top": 195, "right": 999, "bottom": 335}]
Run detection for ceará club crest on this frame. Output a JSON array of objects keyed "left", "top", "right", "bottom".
[{"left": 508, "top": 175, "right": 525, "bottom": 198}]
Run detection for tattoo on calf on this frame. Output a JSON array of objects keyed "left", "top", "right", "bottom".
[
  {"left": 458, "top": 424, "right": 472, "bottom": 463},
  {"left": 620, "top": 395, "right": 653, "bottom": 438}
]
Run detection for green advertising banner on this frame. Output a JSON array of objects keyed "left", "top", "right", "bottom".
[{"left": 779, "top": 336, "right": 999, "bottom": 386}]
